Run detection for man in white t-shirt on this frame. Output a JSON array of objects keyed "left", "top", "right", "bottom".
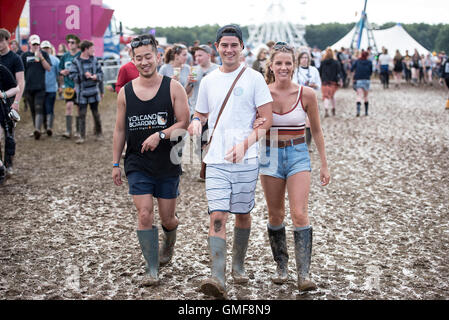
[
  {"left": 188, "top": 24, "right": 273, "bottom": 299},
  {"left": 185, "top": 44, "right": 219, "bottom": 115}
]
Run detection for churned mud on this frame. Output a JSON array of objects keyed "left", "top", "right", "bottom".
[{"left": 0, "top": 80, "right": 448, "bottom": 300}]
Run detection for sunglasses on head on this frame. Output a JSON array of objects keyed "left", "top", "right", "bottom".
[
  {"left": 131, "top": 38, "right": 155, "bottom": 49},
  {"left": 174, "top": 44, "right": 187, "bottom": 53},
  {"left": 68, "top": 40, "right": 76, "bottom": 44},
  {"left": 274, "top": 41, "right": 294, "bottom": 51}
]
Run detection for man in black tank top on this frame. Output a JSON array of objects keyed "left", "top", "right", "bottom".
[{"left": 112, "top": 35, "right": 190, "bottom": 286}]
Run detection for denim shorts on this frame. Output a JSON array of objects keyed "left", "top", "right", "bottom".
[
  {"left": 354, "top": 79, "right": 371, "bottom": 91},
  {"left": 259, "top": 142, "right": 311, "bottom": 179},
  {"left": 127, "top": 171, "right": 180, "bottom": 198}
]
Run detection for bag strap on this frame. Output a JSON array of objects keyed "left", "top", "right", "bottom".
[{"left": 206, "top": 66, "right": 246, "bottom": 146}]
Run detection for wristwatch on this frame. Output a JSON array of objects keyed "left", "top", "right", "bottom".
[{"left": 159, "top": 131, "right": 166, "bottom": 139}]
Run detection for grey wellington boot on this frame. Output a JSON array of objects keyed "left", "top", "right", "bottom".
[
  {"left": 159, "top": 225, "right": 177, "bottom": 266},
  {"left": 34, "top": 114, "right": 44, "bottom": 140},
  {"left": 73, "top": 116, "right": 81, "bottom": 138},
  {"left": 91, "top": 110, "right": 103, "bottom": 139},
  {"left": 76, "top": 116, "right": 86, "bottom": 144},
  {"left": 46, "top": 114, "right": 54, "bottom": 136},
  {"left": 268, "top": 224, "right": 289, "bottom": 284},
  {"left": 63, "top": 115, "right": 72, "bottom": 138},
  {"left": 200, "top": 236, "right": 227, "bottom": 299},
  {"left": 231, "top": 227, "right": 250, "bottom": 284},
  {"left": 137, "top": 227, "right": 160, "bottom": 286},
  {"left": 293, "top": 226, "right": 317, "bottom": 291}
]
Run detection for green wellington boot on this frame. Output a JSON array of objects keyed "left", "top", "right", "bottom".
[
  {"left": 137, "top": 227, "right": 160, "bottom": 286},
  {"left": 200, "top": 236, "right": 227, "bottom": 299},
  {"left": 231, "top": 227, "right": 250, "bottom": 284},
  {"left": 159, "top": 225, "right": 177, "bottom": 266}
]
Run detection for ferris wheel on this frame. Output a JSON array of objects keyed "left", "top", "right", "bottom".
[{"left": 247, "top": 0, "right": 308, "bottom": 49}]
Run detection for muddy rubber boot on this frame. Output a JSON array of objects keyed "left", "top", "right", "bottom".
[
  {"left": 74, "top": 116, "right": 81, "bottom": 138},
  {"left": 46, "top": 114, "right": 54, "bottom": 136},
  {"left": 159, "top": 225, "right": 177, "bottom": 266},
  {"left": 200, "top": 236, "right": 227, "bottom": 299},
  {"left": 331, "top": 108, "right": 336, "bottom": 116},
  {"left": 76, "top": 116, "right": 86, "bottom": 144},
  {"left": 34, "top": 114, "right": 44, "bottom": 140},
  {"left": 268, "top": 224, "right": 289, "bottom": 284},
  {"left": 137, "top": 227, "right": 160, "bottom": 286},
  {"left": 91, "top": 110, "right": 103, "bottom": 140},
  {"left": 293, "top": 226, "right": 317, "bottom": 292},
  {"left": 231, "top": 227, "right": 250, "bottom": 284},
  {"left": 0, "top": 161, "right": 5, "bottom": 185},
  {"left": 364, "top": 102, "right": 369, "bottom": 116},
  {"left": 63, "top": 115, "right": 72, "bottom": 138},
  {"left": 356, "top": 102, "right": 361, "bottom": 117}
]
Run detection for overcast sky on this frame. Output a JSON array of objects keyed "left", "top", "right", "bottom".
[{"left": 103, "top": 0, "right": 448, "bottom": 29}]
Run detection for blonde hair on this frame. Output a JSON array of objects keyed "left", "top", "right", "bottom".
[
  {"left": 322, "top": 47, "right": 335, "bottom": 61},
  {"left": 265, "top": 46, "right": 296, "bottom": 84}
]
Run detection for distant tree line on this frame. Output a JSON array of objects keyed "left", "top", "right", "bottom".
[{"left": 131, "top": 22, "right": 449, "bottom": 53}]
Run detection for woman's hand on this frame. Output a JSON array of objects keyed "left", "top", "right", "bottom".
[
  {"left": 253, "top": 117, "right": 266, "bottom": 129},
  {"left": 320, "top": 165, "right": 330, "bottom": 186}
]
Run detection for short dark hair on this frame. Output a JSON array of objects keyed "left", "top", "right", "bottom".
[
  {"left": 131, "top": 34, "right": 158, "bottom": 55},
  {"left": 80, "top": 40, "right": 94, "bottom": 52},
  {"left": 0, "top": 28, "right": 11, "bottom": 41}
]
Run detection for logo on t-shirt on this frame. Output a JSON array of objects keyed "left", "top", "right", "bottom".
[
  {"left": 234, "top": 87, "right": 244, "bottom": 96},
  {"left": 128, "top": 111, "right": 168, "bottom": 131},
  {"left": 157, "top": 112, "right": 168, "bottom": 126}
]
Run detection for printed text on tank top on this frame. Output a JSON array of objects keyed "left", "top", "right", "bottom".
[{"left": 268, "top": 86, "right": 306, "bottom": 139}]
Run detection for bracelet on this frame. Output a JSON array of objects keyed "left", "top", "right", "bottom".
[
  {"left": 113, "top": 163, "right": 120, "bottom": 168},
  {"left": 1, "top": 91, "right": 6, "bottom": 100},
  {"left": 192, "top": 117, "right": 201, "bottom": 122}
]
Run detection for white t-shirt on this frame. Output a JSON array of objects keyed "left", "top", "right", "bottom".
[
  {"left": 378, "top": 54, "right": 391, "bottom": 66},
  {"left": 196, "top": 63, "right": 273, "bottom": 164},
  {"left": 293, "top": 66, "right": 321, "bottom": 91}
]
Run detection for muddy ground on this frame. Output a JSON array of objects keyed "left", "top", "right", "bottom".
[{"left": 0, "top": 80, "right": 448, "bottom": 300}]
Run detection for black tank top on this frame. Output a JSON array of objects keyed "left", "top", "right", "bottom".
[{"left": 124, "top": 76, "right": 181, "bottom": 178}]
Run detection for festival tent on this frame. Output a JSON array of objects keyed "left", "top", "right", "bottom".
[{"left": 331, "top": 23, "right": 430, "bottom": 56}]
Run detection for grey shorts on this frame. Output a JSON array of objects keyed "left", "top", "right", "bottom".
[{"left": 205, "top": 162, "right": 259, "bottom": 214}]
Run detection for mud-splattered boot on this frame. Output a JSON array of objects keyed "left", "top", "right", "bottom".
[
  {"left": 62, "top": 115, "right": 72, "bottom": 138},
  {"left": 293, "top": 226, "right": 317, "bottom": 292},
  {"left": 200, "top": 236, "right": 227, "bottom": 299},
  {"left": 159, "top": 225, "right": 177, "bottom": 266},
  {"left": 268, "top": 224, "right": 289, "bottom": 284},
  {"left": 137, "top": 227, "right": 160, "bottom": 286},
  {"left": 231, "top": 227, "right": 250, "bottom": 284}
]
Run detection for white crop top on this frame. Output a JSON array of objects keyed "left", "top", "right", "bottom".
[{"left": 269, "top": 86, "right": 306, "bottom": 137}]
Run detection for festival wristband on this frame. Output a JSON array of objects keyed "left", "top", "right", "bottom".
[
  {"left": 113, "top": 163, "right": 120, "bottom": 168},
  {"left": 192, "top": 117, "right": 201, "bottom": 122}
]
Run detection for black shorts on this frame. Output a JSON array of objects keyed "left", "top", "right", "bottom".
[{"left": 65, "top": 91, "right": 77, "bottom": 104}]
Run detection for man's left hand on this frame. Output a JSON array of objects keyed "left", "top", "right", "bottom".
[{"left": 141, "top": 133, "right": 160, "bottom": 153}]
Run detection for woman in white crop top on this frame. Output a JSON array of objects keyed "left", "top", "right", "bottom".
[{"left": 255, "top": 42, "right": 330, "bottom": 292}]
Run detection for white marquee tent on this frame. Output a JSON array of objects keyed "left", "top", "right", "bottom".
[{"left": 331, "top": 23, "right": 430, "bottom": 56}]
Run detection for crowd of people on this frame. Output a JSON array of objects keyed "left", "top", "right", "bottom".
[
  {"left": 1, "top": 23, "right": 449, "bottom": 299},
  {"left": 0, "top": 29, "right": 106, "bottom": 184}
]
